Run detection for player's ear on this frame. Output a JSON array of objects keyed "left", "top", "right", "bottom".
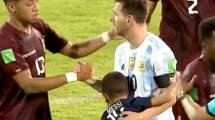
[
  {"left": 7, "top": 2, "right": 16, "bottom": 13},
  {"left": 127, "top": 15, "right": 134, "bottom": 24}
]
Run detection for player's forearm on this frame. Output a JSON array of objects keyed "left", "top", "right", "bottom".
[
  {"left": 13, "top": 70, "right": 73, "bottom": 94},
  {"left": 180, "top": 95, "right": 210, "bottom": 120},
  {"left": 140, "top": 98, "right": 175, "bottom": 120},
  {"left": 24, "top": 75, "right": 68, "bottom": 94},
  {"left": 146, "top": 0, "right": 157, "bottom": 24},
  {"left": 151, "top": 87, "right": 173, "bottom": 106},
  {"left": 61, "top": 34, "right": 109, "bottom": 59},
  {"left": 151, "top": 93, "right": 172, "bottom": 106},
  {"left": 84, "top": 78, "right": 102, "bottom": 92},
  {"left": 70, "top": 37, "right": 107, "bottom": 58}
]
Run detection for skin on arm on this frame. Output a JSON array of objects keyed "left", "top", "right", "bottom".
[
  {"left": 151, "top": 80, "right": 177, "bottom": 106},
  {"left": 13, "top": 62, "right": 92, "bottom": 94},
  {"left": 181, "top": 95, "right": 215, "bottom": 120},
  {"left": 121, "top": 98, "right": 176, "bottom": 120},
  {"left": 72, "top": 63, "right": 103, "bottom": 92},
  {"left": 60, "top": 29, "right": 118, "bottom": 59}
]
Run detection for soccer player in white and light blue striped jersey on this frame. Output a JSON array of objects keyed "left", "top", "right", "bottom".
[{"left": 111, "top": 0, "right": 176, "bottom": 120}]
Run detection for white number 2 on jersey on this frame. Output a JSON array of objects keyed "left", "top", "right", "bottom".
[
  {"left": 35, "top": 56, "right": 45, "bottom": 76},
  {"left": 188, "top": 0, "right": 198, "bottom": 14}
]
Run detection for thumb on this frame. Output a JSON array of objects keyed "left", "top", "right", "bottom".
[{"left": 188, "top": 75, "right": 197, "bottom": 88}]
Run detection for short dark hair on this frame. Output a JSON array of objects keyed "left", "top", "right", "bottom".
[
  {"left": 115, "top": 0, "right": 147, "bottom": 24},
  {"left": 102, "top": 72, "right": 129, "bottom": 99},
  {"left": 3, "top": 0, "right": 18, "bottom": 4},
  {"left": 199, "top": 17, "right": 215, "bottom": 43}
]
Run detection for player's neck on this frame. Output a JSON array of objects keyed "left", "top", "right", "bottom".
[
  {"left": 108, "top": 95, "right": 128, "bottom": 107},
  {"left": 126, "top": 24, "right": 149, "bottom": 49},
  {"left": 8, "top": 17, "right": 31, "bottom": 34}
]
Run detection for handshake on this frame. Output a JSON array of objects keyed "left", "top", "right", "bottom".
[{"left": 72, "top": 61, "right": 93, "bottom": 81}]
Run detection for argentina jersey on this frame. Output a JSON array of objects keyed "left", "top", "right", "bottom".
[{"left": 114, "top": 33, "right": 176, "bottom": 120}]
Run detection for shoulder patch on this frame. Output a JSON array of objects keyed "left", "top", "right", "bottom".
[{"left": 0, "top": 49, "right": 16, "bottom": 64}]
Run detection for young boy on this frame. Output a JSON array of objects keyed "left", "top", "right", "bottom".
[{"left": 101, "top": 72, "right": 178, "bottom": 120}]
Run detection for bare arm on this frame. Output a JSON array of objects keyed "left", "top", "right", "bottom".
[
  {"left": 13, "top": 62, "right": 92, "bottom": 94},
  {"left": 140, "top": 98, "right": 176, "bottom": 120},
  {"left": 146, "top": 0, "right": 158, "bottom": 25},
  {"left": 181, "top": 95, "right": 214, "bottom": 120},
  {"left": 122, "top": 98, "right": 176, "bottom": 120},
  {"left": 60, "top": 37, "right": 107, "bottom": 58},
  {"left": 84, "top": 78, "right": 102, "bottom": 93},
  {"left": 13, "top": 70, "right": 68, "bottom": 94},
  {"left": 60, "top": 30, "right": 118, "bottom": 58}
]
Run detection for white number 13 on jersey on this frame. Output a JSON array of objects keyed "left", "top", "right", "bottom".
[{"left": 188, "top": 0, "right": 198, "bottom": 14}]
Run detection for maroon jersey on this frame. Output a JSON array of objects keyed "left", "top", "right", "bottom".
[
  {"left": 150, "top": 0, "right": 215, "bottom": 71},
  {"left": 0, "top": 20, "right": 67, "bottom": 120},
  {"left": 183, "top": 56, "right": 215, "bottom": 105},
  {"left": 149, "top": 0, "right": 215, "bottom": 119}
]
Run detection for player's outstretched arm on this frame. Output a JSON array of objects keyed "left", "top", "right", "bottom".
[
  {"left": 13, "top": 62, "right": 92, "bottom": 94},
  {"left": 84, "top": 78, "right": 102, "bottom": 92},
  {"left": 60, "top": 29, "right": 118, "bottom": 59},
  {"left": 121, "top": 98, "right": 176, "bottom": 120},
  {"left": 181, "top": 95, "right": 215, "bottom": 120},
  {"left": 72, "top": 63, "right": 103, "bottom": 92}
]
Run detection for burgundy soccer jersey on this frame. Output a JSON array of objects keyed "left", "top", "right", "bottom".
[
  {"left": 0, "top": 20, "right": 67, "bottom": 120},
  {"left": 183, "top": 56, "right": 215, "bottom": 105},
  {"left": 150, "top": 0, "right": 215, "bottom": 71}
]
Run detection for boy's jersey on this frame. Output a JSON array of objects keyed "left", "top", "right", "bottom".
[
  {"left": 207, "top": 98, "right": 215, "bottom": 117},
  {"left": 101, "top": 97, "right": 151, "bottom": 120}
]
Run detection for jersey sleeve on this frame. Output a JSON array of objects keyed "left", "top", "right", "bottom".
[
  {"left": 33, "top": 19, "right": 68, "bottom": 53},
  {"left": 206, "top": 99, "right": 215, "bottom": 117},
  {"left": 152, "top": 49, "right": 177, "bottom": 88},
  {"left": 0, "top": 38, "right": 29, "bottom": 76},
  {"left": 152, "top": 51, "right": 177, "bottom": 76},
  {"left": 131, "top": 97, "right": 152, "bottom": 111}
]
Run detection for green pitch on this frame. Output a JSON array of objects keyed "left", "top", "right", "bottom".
[{"left": 0, "top": 0, "right": 161, "bottom": 119}]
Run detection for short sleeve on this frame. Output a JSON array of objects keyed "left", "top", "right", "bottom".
[
  {"left": 131, "top": 97, "right": 152, "bottom": 111},
  {"left": 33, "top": 19, "right": 68, "bottom": 53},
  {"left": 206, "top": 99, "right": 215, "bottom": 117},
  {"left": 0, "top": 39, "right": 29, "bottom": 76},
  {"left": 152, "top": 51, "right": 177, "bottom": 76}
]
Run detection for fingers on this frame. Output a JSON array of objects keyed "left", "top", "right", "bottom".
[
  {"left": 189, "top": 75, "right": 197, "bottom": 85},
  {"left": 186, "top": 75, "right": 197, "bottom": 90},
  {"left": 72, "top": 64, "right": 81, "bottom": 73}
]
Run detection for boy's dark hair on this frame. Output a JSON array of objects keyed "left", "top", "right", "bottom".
[
  {"left": 115, "top": 0, "right": 147, "bottom": 24},
  {"left": 102, "top": 71, "right": 129, "bottom": 99},
  {"left": 199, "top": 17, "right": 215, "bottom": 44},
  {"left": 3, "top": 0, "right": 18, "bottom": 4}
]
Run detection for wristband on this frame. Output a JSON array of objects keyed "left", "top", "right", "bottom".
[
  {"left": 65, "top": 72, "right": 77, "bottom": 82},
  {"left": 101, "top": 32, "right": 110, "bottom": 43}
]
